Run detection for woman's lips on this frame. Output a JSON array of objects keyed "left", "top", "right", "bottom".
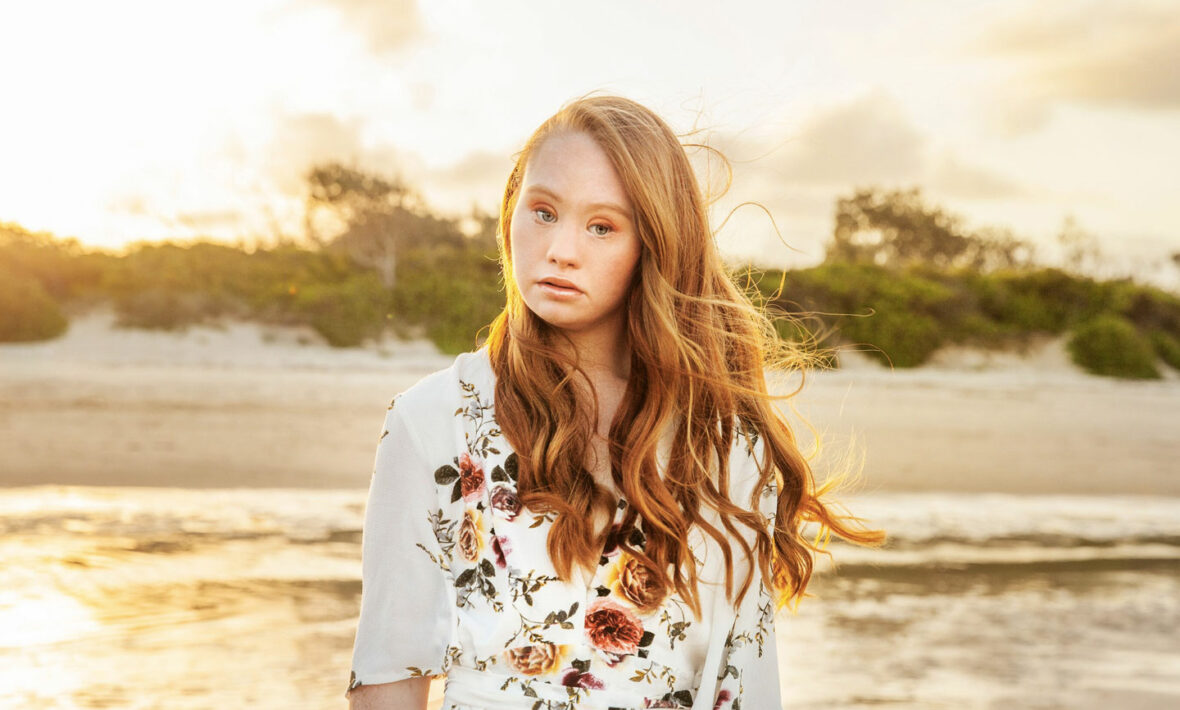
[{"left": 539, "top": 280, "right": 581, "bottom": 297}]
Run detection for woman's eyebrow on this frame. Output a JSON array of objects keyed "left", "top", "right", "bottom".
[{"left": 523, "top": 184, "right": 633, "bottom": 220}]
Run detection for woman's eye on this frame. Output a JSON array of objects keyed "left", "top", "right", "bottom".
[{"left": 532, "top": 207, "right": 610, "bottom": 236}]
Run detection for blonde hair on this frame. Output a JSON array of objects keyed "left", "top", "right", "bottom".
[{"left": 484, "top": 92, "right": 883, "bottom": 618}]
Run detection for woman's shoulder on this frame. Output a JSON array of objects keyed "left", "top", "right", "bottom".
[{"left": 388, "top": 345, "right": 495, "bottom": 418}]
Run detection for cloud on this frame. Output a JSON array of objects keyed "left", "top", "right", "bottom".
[
  {"left": 964, "top": 1, "right": 1180, "bottom": 134},
  {"left": 106, "top": 196, "right": 250, "bottom": 239},
  {"left": 427, "top": 150, "right": 513, "bottom": 205},
  {"left": 172, "top": 209, "right": 250, "bottom": 232},
  {"left": 257, "top": 109, "right": 511, "bottom": 217},
  {"left": 743, "top": 92, "right": 1030, "bottom": 202},
  {"left": 409, "top": 81, "right": 435, "bottom": 112},
  {"left": 727, "top": 91, "right": 928, "bottom": 188},
  {"left": 255, "top": 111, "right": 427, "bottom": 199},
  {"left": 109, "top": 194, "right": 152, "bottom": 218},
  {"left": 698, "top": 91, "right": 934, "bottom": 266},
  {"left": 1034, "top": 25, "right": 1180, "bottom": 109},
  {"left": 290, "top": 0, "right": 425, "bottom": 55},
  {"left": 697, "top": 90, "right": 1036, "bottom": 265},
  {"left": 928, "top": 153, "right": 1028, "bottom": 200},
  {"left": 259, "top": 112, "right": 368, "bottom": 195}
]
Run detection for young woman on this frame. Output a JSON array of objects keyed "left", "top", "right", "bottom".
[{"left": 345, "top": 93, "right": 882, "bottom": 710}]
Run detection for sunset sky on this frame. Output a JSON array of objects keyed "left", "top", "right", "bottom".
[{"left": 2, "top": 0, "right": 1178, "bottom": 288}]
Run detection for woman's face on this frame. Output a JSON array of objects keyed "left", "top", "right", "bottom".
[{"left": 510, "top": 131, "right": 641, "bottom": 339}]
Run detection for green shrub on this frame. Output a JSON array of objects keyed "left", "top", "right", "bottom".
[
  {"left": 769, "top": 316, "right": 839, "bottom": 368},
  {"left": 113, "top": 288, "right": 209, "bottom": 330},
  {"left": 0, "top": 266, "right": 69, "bottom": 342},
  {"left": 1149, "top": 329, "right": 1180, "bottom": 371},
  {"left": 766, "top": 263, "right": 955, "bottom": 367},
  {"left": 101, "top": 240, "right": 361, "bottom": 328},
  {"left": 972, "top": 276, "right": 1056, "bottom": 332},
  {"left": 291, "top": 272, "right": 387, "bottom": 347},
  {"left": 968, "top": 267, "right": 1117, "bottom": 332},
  {"left": 0, "top": 224, "right": 107, "bottom": 302},
  {"left": 1067, "top": 314, "right": 1160, "bottom": 379},
  {"left": 848, "top": 309, "right": 943, "bottom": 368},
  {"left": 390, "top": 245, "right": 503, "bottom": 354},
  {"left": 952, "top": 312, "right": 1013, "bottom": 344},
  {"left": 1122, "top": 288, "right": 1180, "bottom": 336}
]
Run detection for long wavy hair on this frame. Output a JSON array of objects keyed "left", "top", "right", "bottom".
[{"left": 484, "top": 92, "right": 884, "bottom": 619}]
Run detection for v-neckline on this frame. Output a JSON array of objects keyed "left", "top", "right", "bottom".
[
  {"left": 483, "top": 455, "right": 630, "bottom": 592},
  {"left": 574, "top": 492, "right": 629, "bottom": 597}
]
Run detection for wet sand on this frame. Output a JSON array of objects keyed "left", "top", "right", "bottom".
[{"left": 2, "top": 486, "right": 1177, "bottom": 709}]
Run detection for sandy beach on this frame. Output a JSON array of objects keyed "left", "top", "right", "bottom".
[
  {"left": 2, "top": 309, "right": 1177, "bottom": 495},
  {"left": 3, "top": 310, "right": 1179, "bottom": 709}
]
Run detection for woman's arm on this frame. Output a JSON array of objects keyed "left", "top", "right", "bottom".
[
  {"left": 347, "top": 399, "right": 458, "bottom": 705},
  {"left": 347, "top": 676, "right": 431, "bottom": 710}
]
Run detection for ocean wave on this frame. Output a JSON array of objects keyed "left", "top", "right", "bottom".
[{"left": 3, "top": 487, "right": 1178, "bottom": 563}]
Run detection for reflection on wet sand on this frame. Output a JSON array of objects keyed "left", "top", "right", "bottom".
[
  {"left": 2, "top": 487, "right": 1178, "bottom": 709},
  {"left": 781, "top": 558, "right": 1180, "bottom": 709}
]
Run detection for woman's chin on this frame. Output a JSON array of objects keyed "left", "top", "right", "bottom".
[
  {"left": 541, "top": 317, "right": 585, "bottom": 333},
  {"left": 527, "top": 303, "right": 577, "bottom": 327}
]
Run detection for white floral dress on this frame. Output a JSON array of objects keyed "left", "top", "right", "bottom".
[{"left": 346, "top": 347, "right": 782, "bottom": 709}]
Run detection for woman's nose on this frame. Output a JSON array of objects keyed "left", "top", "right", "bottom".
[{"left": 546, "top": 220, "right": 579, "bottom": 266}]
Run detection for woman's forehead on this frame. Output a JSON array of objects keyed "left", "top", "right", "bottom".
[{"left": 521, "top": 133, "right": 632, "bottom": 211}]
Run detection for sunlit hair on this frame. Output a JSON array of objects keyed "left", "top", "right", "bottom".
[{"left": 483, "top": 92, "right": 884, "bottom": 618}]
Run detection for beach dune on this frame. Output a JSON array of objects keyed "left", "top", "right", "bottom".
[{"left": 1, "top": 311, "right": 1177, "bottom": 496}]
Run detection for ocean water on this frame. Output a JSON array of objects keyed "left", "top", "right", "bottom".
[{"left": 1, "top": 487, "right": 1177, "bottom": 709}]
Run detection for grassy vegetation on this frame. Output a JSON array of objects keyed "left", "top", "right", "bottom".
[
  {"left": 3, "top": 181, "right": 1178, "bottom": 380},
  {"left": 1149, "top": 330, "right": 1180, "bottom": 371},
  {"left": 0, "top": 265, "right": 69, "bottom": 342},
  {"left": 750, "top": 262, "right": 1180, "bottom": 377},
  {"left": 0, "top": 221, "right": 502, "bottom": 353},
  {"left": 1066, "top": 315, "right": 1160, "bottom": 379},
  {"left": 389, "top": 245, "right": 504, "bottom": 353}
]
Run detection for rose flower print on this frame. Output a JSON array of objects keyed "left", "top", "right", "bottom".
[
  {"left": 457, "top": 508, "right": 485, "bottom": 562},
  {"left": 489, "top": 483, "right": 521, "bottom": 520},
  {"left": 605, "top": 551, "right": 667, "bottom": 615},
  {"left": 503, "top": 642, "right": 566, "bottom": 676},
  {"left": 457, "top": 451, "right": 486, "bottom": 502},
  {"left": 584, "top": 597, "right": 645, "bottom": 656},
  {"left": 561, "top": 665, "right": 605, "bottom": 690},
  {"left": 491, "top": 534, "right": 511, "bottom": 568}
]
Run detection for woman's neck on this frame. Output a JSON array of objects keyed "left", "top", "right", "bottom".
[{"left": 554, "top": 321, "right": 631, "bottom": 382}]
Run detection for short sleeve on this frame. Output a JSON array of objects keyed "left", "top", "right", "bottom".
[
  {"left": 709, "top": 579, "right": 782, "bottom": 709},
  {"left": 345, "top": 398, "right": 458, "bottom": 699},
  {"left": 701, "top": 425, "right": 783, "bottom": 710}
]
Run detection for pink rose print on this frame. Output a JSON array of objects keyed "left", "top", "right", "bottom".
[
  {"left": 584, "top": 597, "right": 644, "bottom": 656},
  {"left": 491, "top": 534, "right": 511, "bottom": 568},
  {"left": 489, "top": 483, "right": 521, "bottom": 520},
  {"left": 713, "top": 689, "right": 732, "bottom": 710},
  {"left": 560, "top": 667, "right": 605, "bottom": 690},
  {"left": 458, "top": 451, "right": 486, "bottom": 502}
]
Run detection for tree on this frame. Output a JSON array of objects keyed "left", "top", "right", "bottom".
[
  {"left": 463, "top": 202, "right": 500, "bottom": 253},
  {"left": 303, "top": 162, "right": 464, "bottom": 290},
  {"left": 1056, "top": 215, "right": 1102, "bottom": 278},
  {"left": 825, "top": 186, "right": 1035, "bottom": 273}
]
